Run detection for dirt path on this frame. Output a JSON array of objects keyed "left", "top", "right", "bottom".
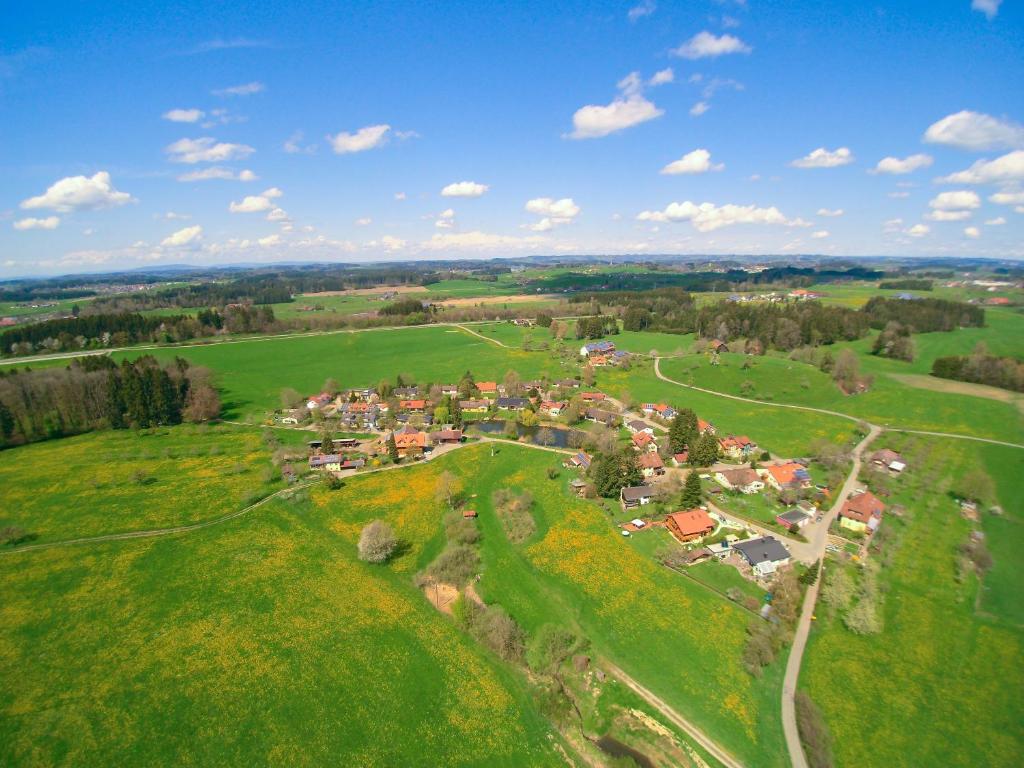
[
  {"left": 602, "top": 661, "right": 746, "bottom": 768},
  {"left": 453, "top": 324, "right": 510, "bottom": 348},
  {"left": 887, "top": 372, "right": 1024, "bottom": 413}
]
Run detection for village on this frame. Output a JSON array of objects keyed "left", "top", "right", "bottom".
[{"left": 270, "top": 335, "right": 906, "bottom": 593}]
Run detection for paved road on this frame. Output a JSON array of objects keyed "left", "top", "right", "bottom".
[{"left": 604, "top": 661, "right": 745, "bottom": 768}]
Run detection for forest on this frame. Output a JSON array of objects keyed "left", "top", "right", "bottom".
[{"left": 931, "top": 348, "right": 1024, "bottom": 393}]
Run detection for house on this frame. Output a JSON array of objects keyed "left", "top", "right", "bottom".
[
  {"left": 620, "top": 485, "right": 656, "bottom": 509},
  {"left": 556, "top": 378, "right": 580, "bottom": 389},
  {"left": 496, "top": 396, "right": 529, "bottom": 410},
  {"left": 985, "top": 296, "right": 1011, "bottom": 306},
  {"left": 632, "top": 431, "right": 658, "bottom": 452},
  {"left": 590, "top": 354, "right": 610, "bottom": 366},
  {"left": 477, "top": 381, "right": 498, "bottom": 394},
  {"left": 393, "top": 386, "right": 421, "bottom": 398},
  {"left": 585, "top": 408, "right": 619, "bottom": 427},
  {"left": 440, "top": 385, "right": 459, "bottom": 397},
  {"left": 460, "top": 399, "right": 490, "bottom": 413},
  {"left": 463, "top": 509, "right": 478, "bottom": 518},
  {"left": 399, "top": 399, "right": 427, "bottom": 412},
  {"left": 391, "top": 426, "right": 429, "bottom": 458},
  {"left": 308, "top": 454, "right": 342, "bottom": 471},
  {"left": 580, "top": 392, "right": 606, "bottom": 402},
  {"left": 707, "top": 339, "right": 729, "bottom": 354},
  {"left": 610, "top": 350, "right": 632, "bottom": 365},
  {"left": 648, "top": 403, "right": 676, "bottom": 420},
  {"left": 759, "top": 462, "right": 812, "bottom": 492},
  {"left": 429, "top": 429, "right": 464, "bottom": 444},
  {"left": 306, "top": 392, "right": 333, "bottom": 410},
  {"left": 569, "top": 478, "right": 588, "bottom": 497},
  {"left": 697, "top": 418, "right": 716, "bottom": 435},
  {"left": 395, "top": 411, "right": 433, "bottom": 426},
  {"left": 279, "top": 416, "right": 299, "bottom": 425},
  {"left": 580, "top": 340, "right": 616, "bottom": 357},
  {"left": 564, "top": 451, "right": 592, "bottom": 470},
  {"left": 626, "top": 419, "right": 654, "bottom": 435},
  {"left": 345, "top": 387, "right": 375, "bottom": 401},
  {"left": 666, "top": 508, "right": 715, "bottom": 542},
  {"left": 732, "top": 536, "right": 792, "bottom": 577},
  {"left": 789, "top": 288, "right": 823, "bottom": 300},
  {"left": 673, "top": 451, "right": 689, "bottom": 466},
  {"left": 714, "top": 468, "right": 764, "bottom": 494},
  {"left": 871, "top": 448, "right": 906, "bottom": 474},
  {"left": 840, "top": 490, "right": 885, "bottom": 533},
  {"left": 540, "top": 400, "right": 568, "bottom": 416},
  {"left": 341, "top": 458, "right": 366, "bottom": 470},
  {"left": 706, "top": 536, "right": 738, "bottom": 559},
  {"left": 639, "top": 453, "right": 665, "bottom": 477},
  {"left": 776, "top": 509, "right": 812, "bottom": 529},
  {"left": 718, "top": 435, "right": 757, "bottom": 460}
]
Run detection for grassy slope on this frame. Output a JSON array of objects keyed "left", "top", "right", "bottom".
[{"left": 801, "top": 435, "right": 1024, "bottom": 768}]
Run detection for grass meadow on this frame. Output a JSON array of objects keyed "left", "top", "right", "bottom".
[{"left": 801, "top": 434, "right": 1024, "bottom": 767}]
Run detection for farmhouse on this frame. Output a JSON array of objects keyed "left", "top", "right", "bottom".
[
  {"left": 564, "top": 451, "right": 592, "bottom": 470},
  {"left": 308, "top": 454, "right": 342, "bottom": 471},
  {"left": 776, "top": 509, "right": 812, "bottom": 529},
  {"left": 620, "top": 485, "right": 656, "bottom": 509},
  {"left": 715, "top": 468, "right": 764, "bottom": 494},
  {"left": 718, "top": 435, "right": 757, "bottom": 460},
  {"left": 580, "top": 340, "right": 616, "bottom": 357},
  {"left": 666, "top": 508, "right": 715, "bottom": 542},
  {"left": 871, "top": 448, "right": 906, "bottom": 474},
  {"left": 610, "top": 350, "right": 632, "bottom": 365},
  {"left": 589, "top": 354, "right": 610, "bottom": 366},
  {"left": 732, "top": 536, "right": 792, "bottom": 577},
  {"left": 840, "top": 490, "right": 885, "bottom": 533},
  {"left": 306, "top": 392, "right": 333, "bottom": 410},
  {"left": 391, "top": 426, "right": 429, "bottom": 458},
  {"left": 639, "top": 453, "right": 665, "bottom": 477},
  {"left": 429, "top": 429, "right": 463, "bottom": 444},
  {"left": 540, "top": 400, "right": 567, "bottom": 416},
  {"left": 760, "top": 462, "right": 811, "bottom": 491}
]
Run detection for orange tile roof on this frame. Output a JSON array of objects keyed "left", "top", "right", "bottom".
[
  {"left": 477, "top": 381, "right": 497, "bottom": 392},
  {"left": 841, "top": 491, "right": 885, "bottom": 523},
  {"left": 764, "top": 462, "right": 804, "bottom": 485},
  {"left": 667, "top": 509, "right": 714, "bottom": 537}
]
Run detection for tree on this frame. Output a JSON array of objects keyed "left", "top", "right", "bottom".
[
  {"left": 680, "top": 471, "right": 704, "bottom": 508},
  {"left": 503, "top": 369, "right": 521, "bottom": 396},
  {"left": 832, "top": 348, "right": 860, "bottom": 392},
  {"left": 535, "top": 312, "right": 553, "bottom": 328},
  {"left": 843, "top": 597, "right": 881, "bottom": 635},
  {"left": 669, "top": 408, "right": 698, "bottom": 454},
  {"left": 957, "top": 469, "right": 995, "bottom": 505},
  {"left": 519, "top": 409, "right": 539, "bottom": 427},
  {"left": 800, "top": 560, "right": 821, "bottom": 586},
  {"left": 280, "top": 387, "right": 302, "bottom": 409},
  {"left": 690, "top": 432, "right": 720, "bottom": 467},
  {"left": 795, "top": 692, "right": 834, "bottom": 768},
  {"left": 183, "top": 381, "right": 221, "bottom": 422},
  {"left": 535, "top": 427, "right": 555, "bottom": 446},
  {"left": 582, "top": 364, "right": 595, "bottom": 387},
  {"left": 436, "top": 470, "right": 459, "bottom": 509},
  {"left": 357, "top": 520, "right": 398, "bottom": 563},
  {"left": 386, "top": 433, "right": 399, "bottom": 462},
  {"left": 319, "top": 426, "right": 334, "bottom": 453},
  {"left": 322, "top": 377, "right": 339, "bottom": 394}
]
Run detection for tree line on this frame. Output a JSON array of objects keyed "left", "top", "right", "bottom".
[
  {"left": 932, "top": 345, "right": 1024, "bottom": 392},
  {"left": 0, "top": 355, "right": 220, "bottom": 448},
  {"left": 862, "top": 296, "right": 984, "bottom": 332}
]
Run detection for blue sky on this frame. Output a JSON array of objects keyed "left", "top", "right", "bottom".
[{"left": 2, "top": 0, "right": 1023, "bottom": 275}]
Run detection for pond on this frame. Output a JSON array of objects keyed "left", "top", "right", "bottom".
[
  {"left": 470, "top": 419, "right": 582, "bottom": 449},
  {"left": 594, "top": 735, "right": 655, "bottom": 768}
]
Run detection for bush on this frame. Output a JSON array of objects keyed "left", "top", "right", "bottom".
[
  {"left": 795, "top": 691, "right": 834, "bottom": 768},
  {"left": 843, "top": 596, "right": 881, "bottom": 635},
  {"left": 444, "top": 511, "right": 481, "bottom": 546},
  {"left": 426, "top": 543, "right": 480, "bottom": 586},
  {"left": 476, "top": 607, "right": 526, "bottom": 662},
  {"left": 526, "top": 625, "right": 581, "bottom": 674},
  {"left": 357, "top": 520, "right": 398, "bottom": 564},
  {"left": 492, "top": 489, "right": 537, "bottom": 544}
]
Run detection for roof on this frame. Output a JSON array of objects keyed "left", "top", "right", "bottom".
[
  {"left": 719, "top": 467, "right": 761, "bottom": 486},
  {"left": 586, "top": 408, "right": 617, "bottom": 423},
  {"left": 639, "top": 453, "right": 664, "bottom": 469},
  {"left": 570, "top": 478, "right": 587, "bottom": 488},
  {"left": 763, "top": 462, "right": 810, "bottom": 486},
  {"left": 400, "top": 399, "right": 427, "bottom": 409},
  {"left": 570, "top": 451, "right": 592, "bottom": 468},
  {"left": 581, "top": 391, "right": 605, "bottom": 400},
  {"left": 872, "top": 448, "right": 903, "bottom": 465},
  {"left": 477, "top": 381, "right": 497, "bottom": 392},
  {"left": 719, "top": 435, "right": 755, "bottom": 449},
  {"left": 393, "top": 430, "right": 428, "bottom": 449},
  {"left": 496, "top": 396, "right": 529, "bottom": 408},
  {"left": 841, "top": 490, "right": 885, "bottom": 523},
  {"left": 459, "top": 399, "right": 490, "bottom": 409},
  {"left": 632, "top": 432, "right": 654, "bottom": 448},
  {"left": 777, "top": 509, "right": 811, "bottom": 525},
  {"left": 429, "top": 429, "right": 463, "bottom": 441},
  {"left": 556, "top": 378, "right": 580, "bottom": 386},
  {"left": 620, "top": 485, "right": 655, "bottom": 502},
  {"left": 540, "top": 400, "right": 567, "bottom": 410},
  {"left": 697, "top": 418, "right": 713, "bottom": 433},
  {"left": 732, "top": 536, "right": 791, "bottom": 565},
  {"left": 628, "top": 419, "right": 650, "bottom": 431},
  {"left": 667, "top": 509, "right": 714, "bottom": 537},
  {"left": 582, "top": 340, "right": 616, "bottom": 353},
  {"left": 674, "top": 451, "right": 689, "bottom": 463},
  {"left": 309, "top": 454, "right": 341, "bottom": 466}
]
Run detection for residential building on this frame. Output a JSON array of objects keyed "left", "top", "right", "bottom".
[
  {"left": 626, "top": 420, "right": 654, "bottom": 435},
  {"left": 496, "top": 396, "right": 529, "bottom": 410},
  {"left": 632, "top": 431, "right": 657, "bottom": 452},
  {"left": 309, "top": 454, "right": 342, "bottom": 471},
  {"left": 718, "top": 435, "right": 757, "bottom": 460},
  {"left": 839, "top": 490, "right": 885, "bottom": 533},
  {"left": 391, "top": 426, "right": 429, "bottom": 458},
  {"left": 871, "top": 448, "right": 906, "bottom": 474},
  {"left": 732, "top": 536, "right": 792, "bottom": 576},
  {"left": 620, "top": 485, "right": 655, "bottom": 509},
  {"left": 399, "top": 399, "right": 427, "bottom": 412},
  {"left": 580, "top": 340, "right": 616, "bottom": 357},
  {"left": 585, "top": 408, "right": 619, "bottom": 427},
  {"left": 759, "top": 462, "right": 812, "bottom": 492},
  {"left": 459, "top": 399, "right": 490, "bottom": 413},
  {"left": 666, "top": 508, "right": 715, "bottom": 542},
  {"left": 776, "top": 509, "right": 812, "bottom": 529},
  {"left": 429, "top": 429, "right": 463, "bottom": 444},
  {"left": 540, "top": 400, "right": 567, "bottom": 416},
  {"left": 580, "top": 392, "right": 606, "bottom": 402},
  {"left": 697, "top": 418, "right": 716, "bottom": 435},
  {"left": 639, "top": 453, "right": 665, "bottom": 477},
  {"left": 714, "top": 468, "right": 764, "bottom": 494},
  {"left": 477, "top": 381, "right": 498, "bottom": 394}
]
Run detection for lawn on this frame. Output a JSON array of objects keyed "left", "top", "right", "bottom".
[
  {"left": 712, "top": 487, "right": 786, "bottom": 526},
  {"left": 0, "top": 424, "right": 279, "bottom": 543},
  {"left": 800, "top": 434, "right": 1024, "bottom": 767}
]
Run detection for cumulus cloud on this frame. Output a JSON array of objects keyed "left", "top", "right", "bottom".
[
  {"left": 964, "top": 226, "right": 981, "bottom": 238},
  {"left": 924, "top": 110, "right": 1024, "bottom": 151},
  {"left": 937, "top": 151, "right": 1024, "bottom": 185},
  {"left": 929, "top": 190, "right": 981, "bottom": 210},
  {"left": 258, "top": 234, "right": 281, "bottom": 247},
  {"left": 660, "top": 148, "right": 723, "bottom": 175},
  {"left": 811, "top": 230, "right": 830, "bottom": 239},
  {"left": 177, "top": 166, "right": 258, "bottom": 182},
  {"left": 524, "top": 197, "right": 580, "bottom": 230},
  {"left": 229, "top": 187, "right": 283, "bottom": 213},
  {"left": 649, "top": 68, "right": 674, "bottom": 86},
  {"left": 906, "top": 223, "right": 930, "bottom": 237},
  {"left": 873, "top": 153, "right": 933, "bottom": 175},
  {"left": 441, "top": 181, "right": 489, "bottom": 197},
  {"left": 628, "top": 0, "right": 656, "bottom": 22},
  {"left": 434, "top": 208, "right": 455, "bottom": 228},
  {"left": 791, "top": 147, "right": 854, "bottom": 169},
  {"left": 672, "top": 31, "right": 751, "bottom": 59},
  {"left": 163, "top": 108, "right": 204, "bottom": 123},
  {"left": 13, "top": 216, "right": 59, "bottom": 230},
  {"left": 266, "top": 208, "right": 290, "bottom": 222},
  {"left": 394, "top": 192, "right": 407, "bottom": 201},
  {"left": 972, "top": 0, "right": 1003, "bottom": 20},
  {"left": 926, "top": 210, "right": 972, "bottom": 222},
  {"left": 380, "top": 235, "right": 406, "bottom": 251},
  {"left": 889, "top": 191, "right": 911, "bottom": 198},
  {"left": 165, "top": 137, "right": 255, "bottom": 164},
  {"left": 161, "top": 225, "right": 202, "bottom": 247},
  {"left": 690, "top": 101, "right": 710, "bottom": 117},
  {"left": 635, "top": 200, "right": 796, "bottom": 232},
  {"left": 989, "top": 190, "right": 1024, "bottom": 206},
  {"left": 567, "top": 72, "right": 664, "bottom": 139},
  {"left": 327, "top": 124, "right": 391, "bottom": 154},
  {"left": 213, "top": 81, "right": 264, "bottom": 96},
  {"left": 817, "top": 208, "right": 844, "bottom": 217},
  {"left": 985, "top": 217, "right": 1006, "bottom": 225},
  {"left": 283, "top": 131, "right": 316, "bottom": 154},
  {"left": 21, "top": 171, "right": 135, "bottom": 212}
]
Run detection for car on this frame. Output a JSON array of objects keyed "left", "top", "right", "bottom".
[{"left": 815, "top": 514, "right": 823, "bottom": 523}]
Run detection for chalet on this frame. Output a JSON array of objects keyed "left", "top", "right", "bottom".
[
  {"left": 714, "top": 468, "right": 764, "bottom": 494},
  {"left": 760, "top": 462, "right": 811, "bottom": 492},
  {"left": 391, "top": 426, "right": 429, "bottom": 458},
  {"left": 626, "top": 420, "right": 654, "bottom": 435},
  {"left": 429, "top": 429, "right": 464, "bottom": 445},
  {"left": 666, "top": 509, "right": 715, "bottom": 542},
  {"left": 540, "top": 400, "right": 568, "bottom": 416},
  {"left": 564, "top": 451, "right": 592, "bottom": 470},
  {"left": 639, "top": 453, "right": 665, "bottom": 478},
  {"left": 707, "top": 339, "right": 729, "bottom": 354},
  {"left": 496, "top": 396, "right": 529, "bottom": 410},
  {"left": 569, "top": 478, "right": 588, "bottom": 497},
  {"left": 632, "top": 431, "right": 657, "bottom": 452},
  {"left": 776, "top": 509, "right": 812, "bottom": 530},
  {"left": 697, "top": 418, "right": 716, "bottom": 435},
  {"left": 839, "top": 490, "right": 885, "bottom": 534},
  {"left": 308, "top": 454, "right": 342, "bottom": 471},
  {"left": 871, "top": 449, "right": 906, "bottom": 474},
  {"left": 580, "top": 340, "right": 616, "bottom": 357},
  {"left": 620, "top": 486, "right": 656, "bottom": 509},
  {"left": 399, "top": 399, "right": 427, "bottom": 412},
  {"left": 460, "top": 399, "right": 490, "bottom": 413},
  {"left": 585, "top": 408, "right": 619, "bottom": 427},
  {"left": 718, "top": 435, "right": 757, "bottom": 460},
  {"left": 477, "top": 381, "right": 498, "bottom": 394},
  {"left": 732, "top": 536, "right": 792, "bottom": 577}
]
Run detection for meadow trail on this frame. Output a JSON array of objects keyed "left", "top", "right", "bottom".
[
  {"left": 453, "top": 324, "right": 510, "bottom": 347},
  {"left": 602, "top": 661, "right": 746, "bottom": 768},
  {"left": 0, "top": 436, "right": 572, "bottom": 557}
]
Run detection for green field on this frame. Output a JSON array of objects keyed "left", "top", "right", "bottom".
[{"left": 801, "top": 434, "right": 1024, "bottom": 767}]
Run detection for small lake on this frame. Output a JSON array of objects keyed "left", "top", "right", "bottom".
[
  {"left": 470, "top": 420, "right": 582, "bottom": 449},
  {"left": 594, "top": 735, "right": 655, "bottom": 768}
]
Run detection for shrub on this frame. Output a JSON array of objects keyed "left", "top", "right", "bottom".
[
  {"left": 526, "top": 625, "right": 581, "bottom": 674},
  {"left": 795, "top": 691, "right": 834, "bottom": 768},
  {"left": 492, "top": 489, "right": 537, "bottom": 544},
  {"left": 357, "top": 520, "right": 398, "bottom": 564},
  {"left": 444, "top": 511, "right": 481, "bottom": 546},
  {"left": 427, "top": 544, "right": 480, "bottom": 586}
]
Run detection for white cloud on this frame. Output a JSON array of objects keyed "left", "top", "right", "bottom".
[
  {"left": 989, "top": 190, "right": 1024, "bottom": 205},
  {"left": 811, "top": 230, "right": 830, "bottom": 239},
  {"left": 660, "top": 148, "right": 723, "bottom": 175},
  {"left": 628, "top": 0, "right": 656, "bottom": 22},
  {"left": 355, "top": 217, "right": 372, "bottom": 226},
  {"left": 524, "top": 197, "right": 580, "bottom": 231},
  {"left": 283, "top": 131, "right": 316, "bottom": 154},
  {"left": 163, "top": 211, "right": 190, "bottom": 220},
  {"left": 906, "top": 223, "right": 930, "bottom": 237},
  {"left": 229, "top": 187, "right": 283, "bottom": 213},
  {"left": 441, "top": 181, "right": 489, "bottom": 198},
  {"left": 163, "top": 108, "right": 204, "bottom": 123},
  {"left": 327, "top": 124, "right": 391, "bottom": 154},
  {"left": 394, "top": 192, "right": 407, "bottom": 201},
  {"left": 873, "top": 153, "right": 933, "bottom": 175},
  {"left": 266, "top": 208, "right": 290, "bottom": 222},
  {"left": 13, "top": 216, "right": 59, "bottom": 230},
  {"left": 258, "top": 234, "right": 281, "bottom": 247},
  {"left": 817, "top": 208, "right": 844, "bottom": 217},
  {"left": 161, "top": 225, "right": 202, "bottom": 247},
  {"left": 435, "top": 208, "right": 456, "bottom": 228},
  {"left": 177, "top": 166, "right": 258, "bottom": 182},
  {"left": 567, "top": 72, "right": 664, "bottom": 139},
  {"left": 985, "top": 217, "right": 1006, "bottom": 225},
  {"left": 213, "top": 81, "right": 264, "bottom": 97},
  {"left": 924, "top": 110, "right": 1024, "bottom": 151},
  {"left": 929, "top": 190, "right": 981, "bottom": 210},
  {"left": 381, "top": 235, "right": 406, "bottom": 251},
  {"left": 888, "top": 191, "right": 911, "bottom": 198},
  {"left": 883, "top": 217, "right": 904, "bottom": 232},
  {"left": 672, "top": 31, "right": 751, "bottom": 59},
  {"left": 972, "top": 0, "right": 1003, "bottom": 20},
  {"left": 690, "top": 101, "right": 710, "bottom": 117},
  {"left": 926, "top": 210, "right": 972, "bottom": 221},
  {"left": 20, "top": 171, "right": 135, "bottom": 212},
  {"left": 937, "top": 151, "right": 1024, "bottom": 185},
  {"left": 635, "top": 200, "right": 795, "bottom": 232},
  {"left": 165, "top": 137, "right": 255, "bottom": 164},
  {"left": 649, "top": 68, "right": 674, "bottom": 86},
  {"left": 791, "top": 147, "right": 854, "bottom": 169},
  {"left": 421, "top": 231, "right": 545, "bottom": 251},
  {"left": 964, "top": 226, "right": 981, "bottom": 238}
]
